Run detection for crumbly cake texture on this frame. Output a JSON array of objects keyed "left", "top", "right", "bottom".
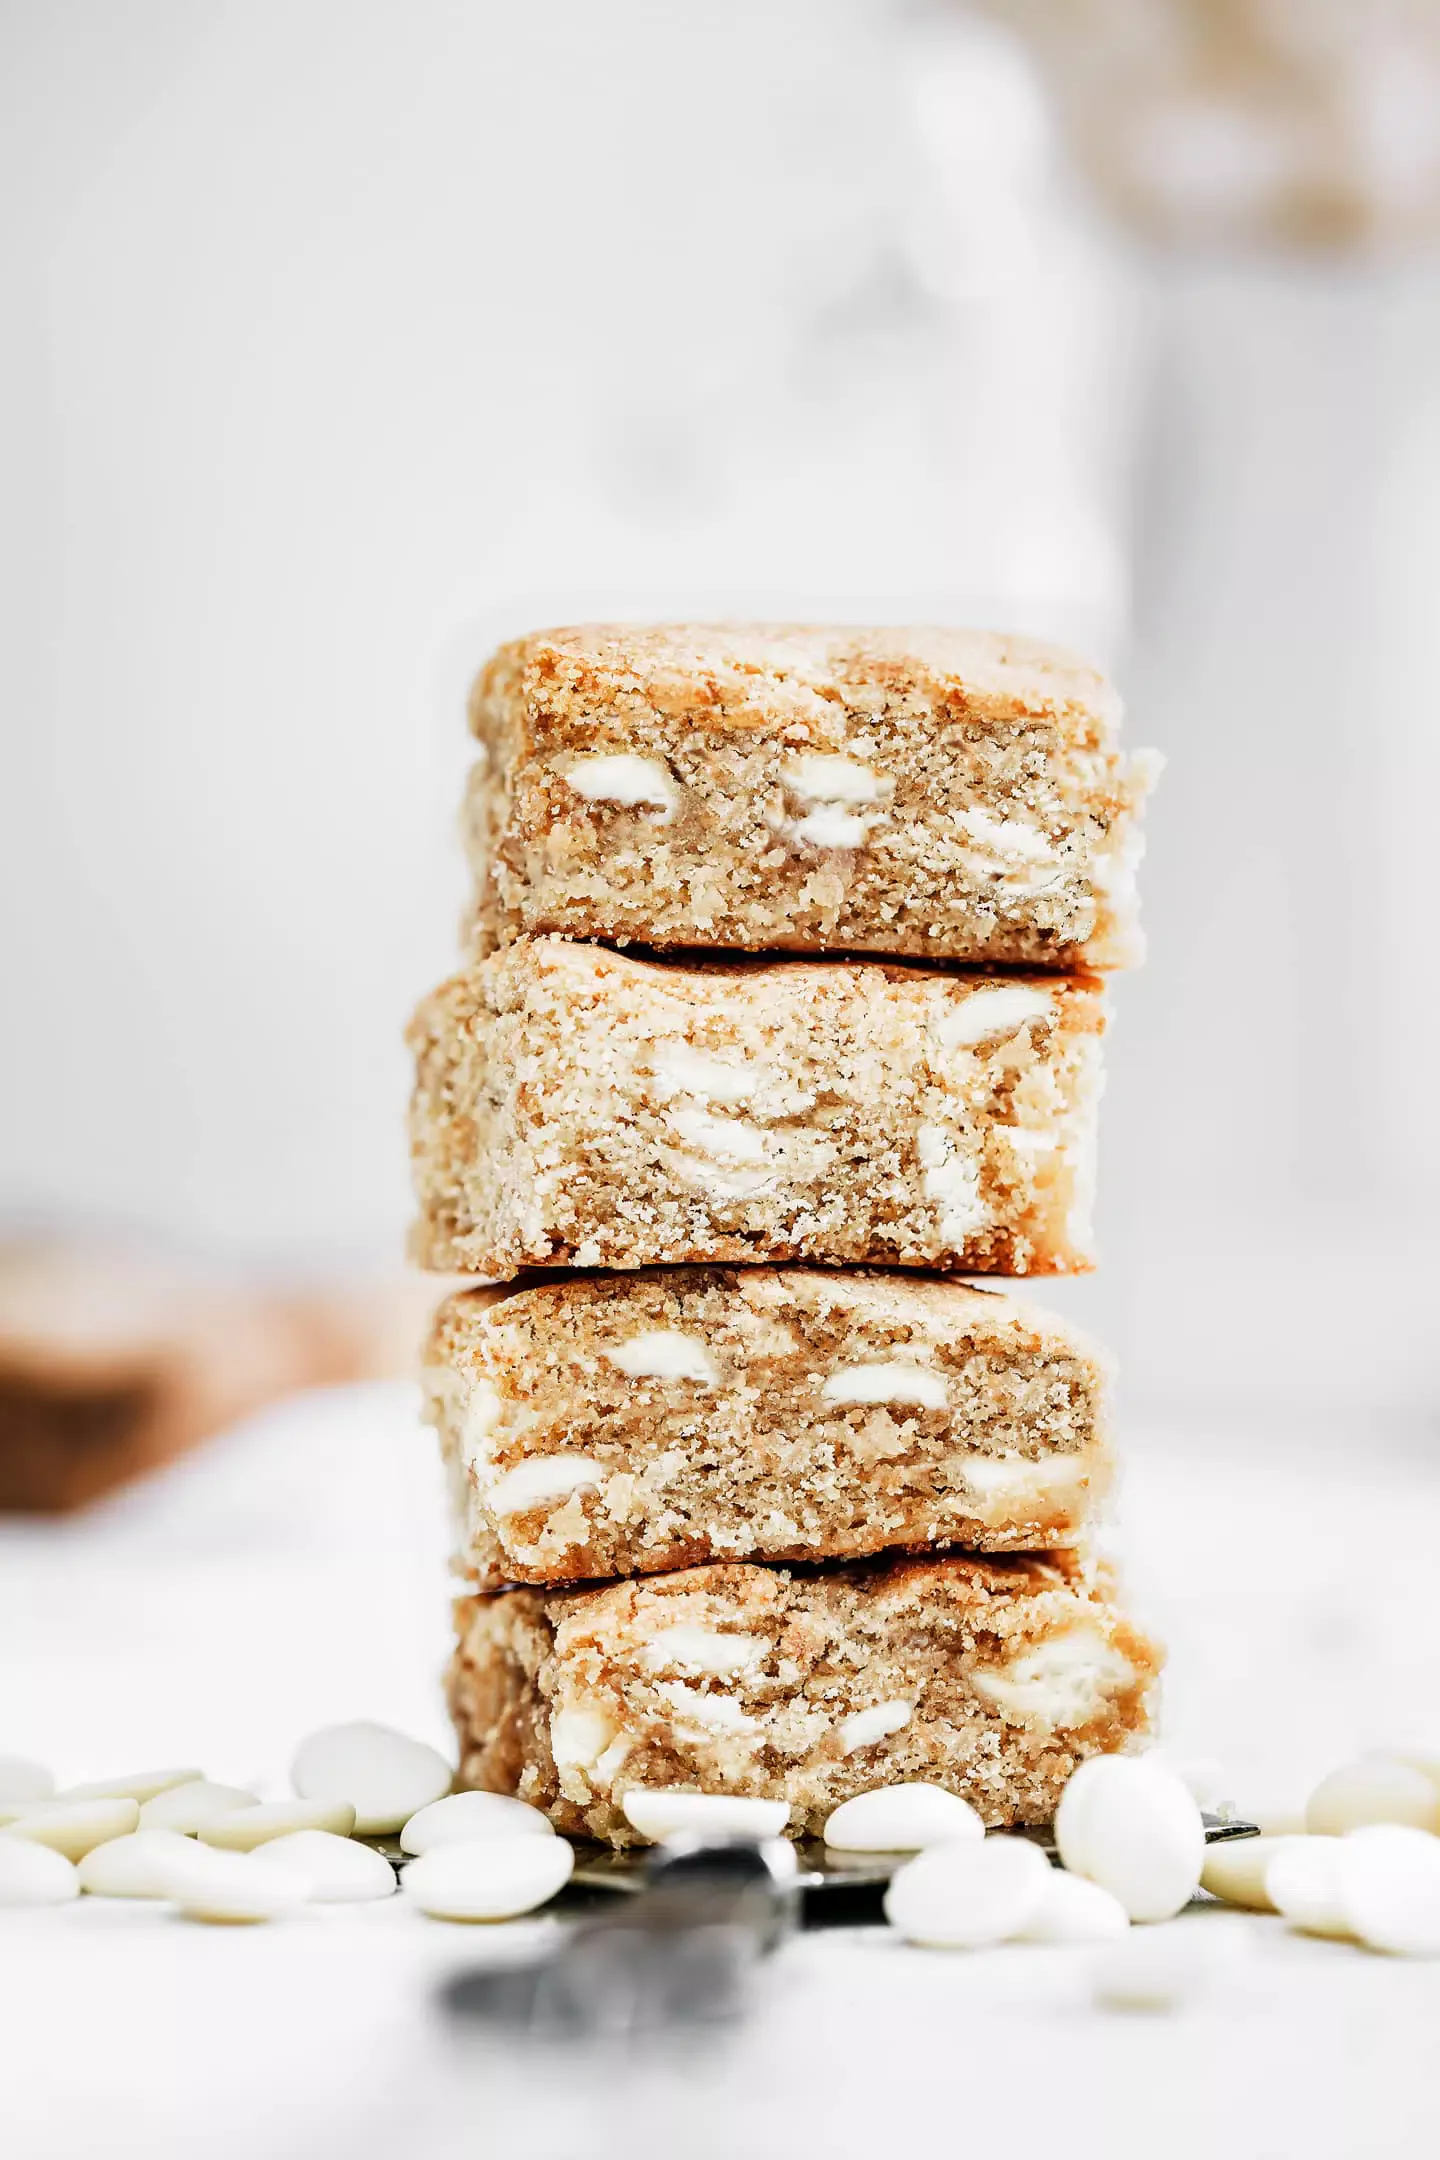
[
  {"left": 464, "top": 624, "right": 1158, "bottom": 968},
  {"left": 408, "top": 940, "right": 1106, "bottom": 1278},
  {"left": 447, "top": 1550, "right": 1160, "bottom": 1844},
  {"left": 425, "top": 1267, "right": 1114, "bottom": 1588}
]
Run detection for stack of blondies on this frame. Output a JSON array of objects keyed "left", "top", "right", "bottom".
[{"left": 409, "top": 624, "right": 1161, "bottom": 1844}]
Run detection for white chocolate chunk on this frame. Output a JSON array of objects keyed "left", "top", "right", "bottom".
[
  {"left": 933, "top": 985, "right": 1053, "bottom": 1050},
  {"left": 77, "top": 1829, "right": 197, "bottom": 1898},
  {"left": 1306, "top": 1754, "right": 1440, "bottom": 1837},
  {"left": 884, "top": 1836, "right": 1051, "bottom": 1948},
  {"left": 916, "top": 1125, "right": 987, "bottom": 1240},
  {"left": 621, "top": 1790, "right": 789, "bottom": 1844},
  {"left": 139, "top": 1780, "right": 261, "bottom": 1833},
  {"left": 400, "top": 1792, "right": 555, "bottom": 1854},
  {"left": 824, "top": 1783, "right": 983, "bottom": 1853},
  {"left": 783, "top": 753, "right": 884, "bottom": 805},
  {"left": 640, "top": 1627, "right": 764, "bottom": 1679},
  {"left": 7, "top": 1797, "right": 140, "bottom": 1862},
  {"left": 460, "top": 1376, "right": 503, "bottom": 1456},
  {"left": 960, "top": 1453, "right": 1084, "bottom": 1507},
  {"left": 1201, "top": 1835, "right": 1305, "bottom": 1913},
  {"left": 665, "top": 1106, "right": 769, "bottom": 1164},
  {"left": 199, "top": 1800, "right": 357, "bottom": 1850},
  {"left": 0, "top": 1837, "right": 80, "bottom": 1905},
  {"left": 838, "top": 1700, "right": 914, "bottom": 1755},
  {"left": 291, "top": 1721, "right": 453, "bottom": 1835},
  {"left": 1015, "top": 1869, "right": 1129, "bottom": 1943},
  {"left": 563, "top": 753, "right": 676, "bottom": 816},
  {"left": 1265, "top": 1838, "right": 1350, "bottom": 1938},
  {"left": 1335, "top": 1825, "right": 1440, "bottom": 1956},
  {"left": 954, "top": 805, "right": 1058, "bottom": 861},
  {"left": 971, "top": 1627, "right": 1134, "bottom": 1727},
  {"left": 262, "top": 1831, "right": 397, "bottom": 1902},
  {"left": 402, "top": 1837, "right": 574, "bottom": 1920},
  {"left": 608, "top": 1331, "right": 719, "bottom": 1385},
  {"left": 61, "top": 1767, "right": 203, "bottom": 1805},
  {"left": 790, "top": 806, "right": 871, "bottom": 849},
  {"left": 1054, "top": 1756, "right": 1204, "bottom": 1922},
  {"left": 162, "top": 1842, "right": 310, "bottom": 1923},
  {"left": 551, "top": 1703, "right": 617, "bottom": 1771},
  {"left": 822, "top": 1362, "right": 948, "bottom": 1411},
  {"left": 655, "top": 1681, "right": 756, "bottom": 1734},
  {"left": 0, "top": 1757, "right": 54, "bottom": 1806},
  {"left": 652, "top": 1046, "right": 755, "bottom": 1105},
  {"left": 487, "top": 1455, "right": 603, "bottom": 1515}
]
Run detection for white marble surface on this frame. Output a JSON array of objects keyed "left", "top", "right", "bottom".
[{"left": 3, "top": 1382, "right": 1440, "bottom": 2158}]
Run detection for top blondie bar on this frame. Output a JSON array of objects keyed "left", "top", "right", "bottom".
[{"left": 465, "top": 623, "right": 1157, "bottom": 968}]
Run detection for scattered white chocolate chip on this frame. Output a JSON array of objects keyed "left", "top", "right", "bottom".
[
  {"left": 162, "top": 1842, "right": 310, "bottom": 1924},
  {"left": 884, "top": 1836, "right": 1051, "bottom": 1948},
  {"left": 821, "top": 1363, "right": 948, "bottom": 1411},
  {"left": 1054, "top": 1756, "right": 1205, "bottom": 1922},
  {"left": 61, "top": 1767, "right": 204, "bottom": 1805},
  {"left": 261, "top": 1831, "right": 397, "bottom": 1902},
  {"left": 1092, "top": 1918, "right": 1249, "bottom": 2012},
  {"left": 77, "top": 1830, "right": 198, "bottom": 1898},
  {"left": 608, "top": 1329, "right": 721, "bottom": 1384},
  {"left": 486, "top": 1456, "right": 603, "bottom": 1515},
  {"left": 401, "top": 1836, "right": 574, "bottom": 1921},
  {"left": 782, "top": 753, "right": 884, "bottom": 805},
  {"left": 291, "top": 1722, "right": 453, "bottom": 1835},
  {"left": 562, "top": 753, "right": 676, "bottom": 816},
  {"left": 7, "top": 1797, "right": 140, "bottom": 1862},
  {"left": 640, "top": 1627, "right": 764, "bottom": 1680},
  {"left": 823, "top": 1783, "right": 984, "bottom": 1853},
  {"left": 1265, "top": 1838, "right": 1350, "bottom": 1938},
  {"left": 198, "top": 1799, "right": 356, "bottom": 1851},
  {"left": 138, "top": 1781, "right": 261, "bottom": 1834},
  {"left": 400, "top": 1792, "right": 555, "bottom": 1854},
  {"left": 621, "top": 1790, "right": 790, "bottom": 1844},
  {"left": 1335, "top": 1824, "right": 1440, "bottom": 1957},
  {"left": 838, "top": 1701, "right": 914, "bottom": 1755},
  {"left": 789, "top": 806, "right": 872, "bottom": 849},
  {"left": 1201, "top": 1835, "right": 1306, "bottom": 1913},
  {"left": 0, "top": 1757, "right": 55, "bottom": 1807},
  {"left": 1306, "top": 1755, "right": 1440, "bottom": 1838},
  {"left": 1015, "top": 1869, "right": 1130, "bottom": 1944},
  {"left": 971, "top": 1627, "right": 1134, "bottom": 1727},
  {"left": 933, "top": 984, "right": 1053, "bottom": 1050},
  {"left": 651, "top": 1048, "right": 755, "bottom": 1107},
  {"left": 0, "top": 1836, "right": 80, "bottom": 1905},
  {"left": 916, "top": 1126, "right": 987, "bottom": 1240}
]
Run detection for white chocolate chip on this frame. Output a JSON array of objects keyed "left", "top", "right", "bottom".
[
  {"left": 402, "top": 1836, "right": 574, "bottom": 1921},
  {"left": 655, "top": 1680, "right": 756, "bottom": 1734},
  {"left": 486, "top": 1455, "right": 604, "bottom": 1515},
  {"left": 1335, "top": 1825, "right": 1440, "bottom": 1957},
  {"left": 620, "top": 1790, "right": 790, "bottom": 1843},
  {"left": 971, "top": 1627, "right": 1134, "bottom": 1727},
  {"left": 161, "top": 1842, "right": 310, "bottom": 1923},
  {"left": 782, "top": 753, "right": 884, "bottom": 805},
  {"left": 933, "top": 985, "right": 1053, "bottom": 1050},
  {"left": 608, "top": 1331, "right": 719, "bottom": 1385},
  {"left": 563, "top": 753, "right": 676, "bottom": 817},
  {"left": 954, "top": 805, "right": 1058, "bottom": 862},
  {"left": 1306, "top": 1754, "right": 1440, "bottom": 1837},
  {"left": 821, "top": 1362, "right": 948, "bottom": 1411},
  {"left": 1054, "top": 1757, "right": 1204, "bottom": 1922},
  {"left": 61, "top": 1767, "right": 203, "bottom": 1805},
  {"left": 261, "top": 1831, "right": 397, "bottom": 1902},
  {"left": 838, "top": 1701, "right": 914, "bottom": 1755},
  {"left": 652, "top": 1046, "right": 755, "bottom": 1106},
  {"left": 0, "top": 1758, "right": 55, "bottom": 1807},
  {"left": 916, "top": 1125, "right": 987, "bottom": 1240},
  {"left": 1265, "top": 1838, "right": 1350, "bottom": 1938},
  {"left": 7, "top": 1797, "right": 140, "bottom": 1862},
  {"left": 665, "top": 1106, "right": 770, "bottom": 1164},
  {"left": 400, "top": 1792, "right": 555, "bottom": 1854},
  {"left": 823, "top": 1783, "right": 984, "bottom": 1852},
  {"left": 138, "top": 1780, "right": 261, "bottom": 1834},
  {"left": 551, "top": 1704, "right": 617, "bottom": 1771},
  {"left": 0, "top": 1837, "right": 80, "bottom": 1905},
  {"left": 198, "top": 1799, "right": 357, "bottom": 1850},
  {"left": 640, "top": 1627, "right": 764, "bottom": 1679},
  {"left": 291, "top": 1721, "right": 453, "bottom": 1835},
  {"left": 1015, "top": 1869, "right": 1130, "bottom": 1943},
  {"left": 77, "top": 1829, "right": 198, "bottom": 1898},
  {"left": 884, "top": 1836, "right": 1051, "bottom": 1948},
  {"left": 1201, "top": 1835, "right": 1305, "bottom": 1912},
  {"left": 789, "top": 806, "right": 873, "bottom": 849}
]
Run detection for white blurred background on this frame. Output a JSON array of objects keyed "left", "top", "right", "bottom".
[{"left": 4, "top": 0, "right": 1440, "bottom": 1430}]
